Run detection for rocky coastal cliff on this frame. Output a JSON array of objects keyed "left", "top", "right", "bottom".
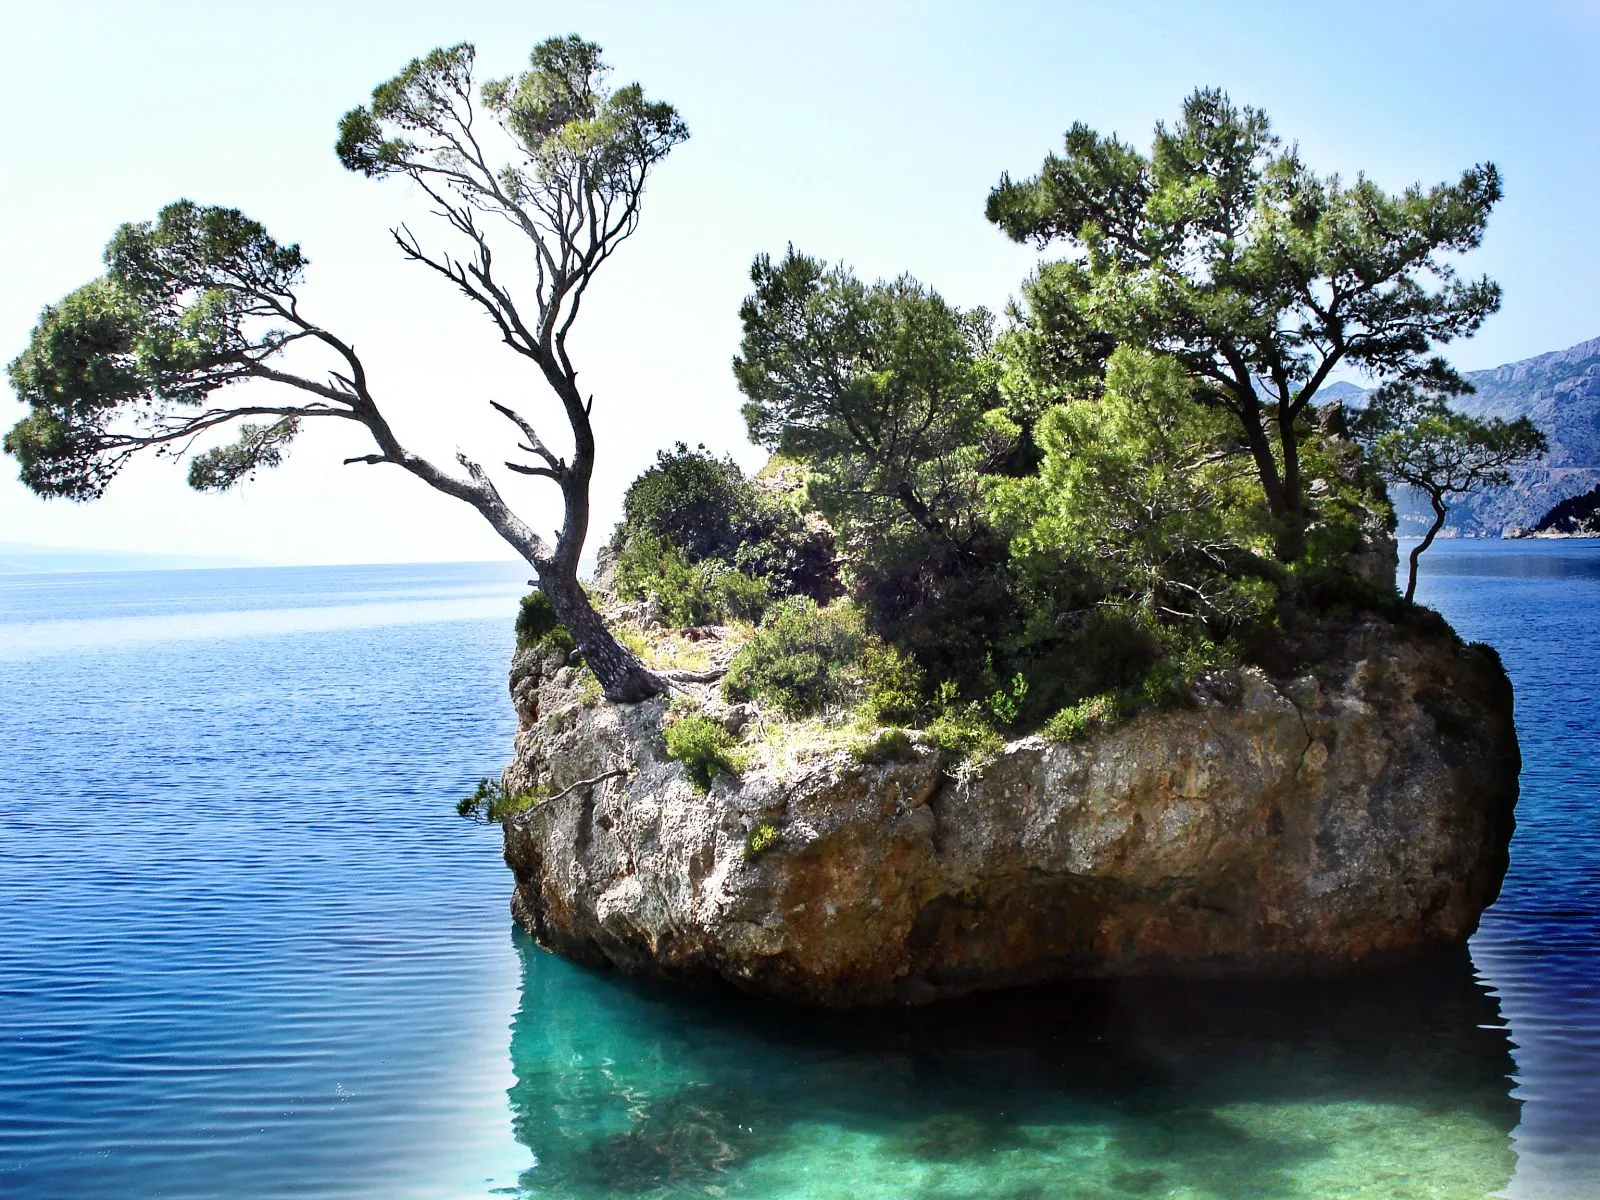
[{"left": 500, "top": 614, "right": 1519, "bottom": 1007}]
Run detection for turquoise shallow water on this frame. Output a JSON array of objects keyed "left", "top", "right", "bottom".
[{"left": 0, "top": 548, "right": 1595, "bottom": 1198}]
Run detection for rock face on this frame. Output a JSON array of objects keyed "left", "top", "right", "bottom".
[{"left": 501, "top": 618, "right": 1519, "bottom": 1007}]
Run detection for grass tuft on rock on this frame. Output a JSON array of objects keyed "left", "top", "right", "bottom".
[
  {"left": 664, "top": 711, "right": 742, "bottom": 792},
  {"left": 744, "top": 820, "right": 781, "bottom": 860},
  {"left": 849, "top": 725, "right": 918, "bottom": 764}
]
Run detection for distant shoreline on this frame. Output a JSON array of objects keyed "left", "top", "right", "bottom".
[{"left": 0, "top": 543, "right": 525, "bottom": 577}]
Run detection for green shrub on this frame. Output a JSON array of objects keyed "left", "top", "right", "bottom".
[
  {"left": 729, "top": 500, "right": 839, "bottom": 605},
  {"left": 927, "top": 704, "right": 1005, "bottom": 762},
  {"left": 1131, "top": 633, "right": 1234, "bottom": 712},
  {"left": 608, "top": 445, "right": 839, "bottom": 624},
  {"left": 614, "top": 534, "right": 724, "bottom": 625},
  {"left": 744, "top": 820, "right": 782, "bottom": 860},
  {"left": 849, "top": 725, "right": 918, "bottom": 764},
  {"left": 614, "top": 530, "right": 775, "bottom": 627},
  {"left": 986, "top": 671, "right": 1029, "bottom": 726},
  {"left": 860, "top": 642, "right": 926, "bottom": 725},
  {"left": 711, "top": 567, "right": 772, "bottom": 622},
  {"left": 850, "top": 535, "right": 1023, "bottom": 711},
  {"left": 515, "top": 589, "right": 575, "bottom": 653},
  {"left": 722, "top": 598, "right": 868, "bottom": 717},
  {"left": 989, "top": 347, "right": 1278, "bottom": 641},
  {"left": 613, "top": 442, "right": 758, "bottom": 563},
  {"left": 664, "top": 711, "right": 741, "bottom": 792},
  {"left": 456, "top": 777, "right": 547, "bottom": 823},
  {"left": 1043, "top": 693, "right": 1122, "bottom": 742}
]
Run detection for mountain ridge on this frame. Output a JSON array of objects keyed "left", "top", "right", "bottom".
[{"left": 1332, "top": 335, "right": 1600, "bottom": 536}]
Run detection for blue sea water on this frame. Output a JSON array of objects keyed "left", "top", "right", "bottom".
[{"left": 0, "top": 546, "right": 1595, "bottom": 1199}]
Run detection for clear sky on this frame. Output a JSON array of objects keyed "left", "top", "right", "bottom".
[{"left": 2, "top": 0, "right": 1596, "bottom": 566}]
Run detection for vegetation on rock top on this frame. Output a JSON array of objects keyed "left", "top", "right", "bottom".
[
  {"left": 0, "top": 31, "right": 1540, "bottom": 766},
  {"left": 566, "top": 88, "right": 1541, "bottom": 770}
]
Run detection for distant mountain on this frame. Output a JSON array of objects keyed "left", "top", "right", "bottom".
[
  {"left": 1316, "top": 380, "right": 1370, "bottom": 403},
  {"left": 0, "top": 542, "right": 259, "bottom": 575},
  {"left": 1332, "top": 336, "right": 1600, "bottom": 537},
  {"left": 1521, "top": 482, "right": 1600, "bottom": 537}
]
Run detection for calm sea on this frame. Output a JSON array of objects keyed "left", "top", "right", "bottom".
[{"left": 0, "top": 545, "right": 1595, "bottom": 1199}]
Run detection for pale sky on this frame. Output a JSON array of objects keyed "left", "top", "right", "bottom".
[{"left": 2, "top": 0, "right": 1597, "bottom": 566}]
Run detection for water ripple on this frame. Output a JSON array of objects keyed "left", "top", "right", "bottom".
[{"left": 0, "top": 551, "right": 1595, "bottom": 1198}]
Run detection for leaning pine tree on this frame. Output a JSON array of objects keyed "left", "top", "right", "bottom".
[{"left": 4, "top": 37, "right": 682, "bottom": 702}]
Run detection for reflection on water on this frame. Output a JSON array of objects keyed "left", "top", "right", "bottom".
[{"left": 506, "top": 932, "right": 1519, "bottom": 1198}]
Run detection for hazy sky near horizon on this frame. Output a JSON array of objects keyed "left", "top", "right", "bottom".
[{"left": 2, "top": 0, "right": 1597, "bottom": 566}]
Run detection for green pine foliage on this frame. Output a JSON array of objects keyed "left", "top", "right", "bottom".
[
  {"left": 457, "top": 778, "right": 548, "bottom": 823},
  {"left": 987, "top": 88, "right": 1503, "bottom": 534},
  {"left": 515, "top": 589, "right": 575, "bottom": 654},
  {"left": 989, "top": 347, "right": 1277, "bottom": 640}
]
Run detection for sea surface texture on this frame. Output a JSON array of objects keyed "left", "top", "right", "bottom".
[{"left": 0, "top": 548, "right": 1595, "bottom": 1199}]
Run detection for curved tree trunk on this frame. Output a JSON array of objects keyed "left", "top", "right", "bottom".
[
  {"left": 536, "top": 568, "right": 664, "bottom": 702},
  {"left": 1237, "top": 406, "right": 1288, "bottom": 519},
  {"left": 1405, "top": 492, "right": 1449, "bottom": 604}
]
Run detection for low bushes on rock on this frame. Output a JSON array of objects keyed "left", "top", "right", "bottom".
[
  {"left": 664, "top": 711, "right": 742, "bottom": 792},
  {"left": 515, "top": 589, "right": 574, "bottom": 654},
  {"left": 614, "top": 533, "right": 771, "bottom": 626},
  {"left": 722, "top": 598, "right": 868, "bottom": 717},
  {"left": 848, "top": 725, "right": 918, "bottom": 764},
  {"left": 1043, "top": 693, "right": 1122, "bottom": 742},
  {"left": 860, "top": 642, "right": 926, "bottom": 725},
  {"left": 926, "top": 685, "right": 1006, "bottom": 761},
  {"left": 607, "top": 444, "right": 837, "bottom": 626}
]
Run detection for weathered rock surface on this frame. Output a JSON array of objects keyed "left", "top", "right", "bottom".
[{"left": 501, "top": 618, "right": 1519, "bottom": 1007}]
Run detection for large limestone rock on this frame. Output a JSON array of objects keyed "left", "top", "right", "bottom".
[{"left": 500, "top": 617, "right": 1518, "bottom": 1007}]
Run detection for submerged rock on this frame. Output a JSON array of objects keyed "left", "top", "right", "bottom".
[{"left": 500, "top": 617, "right": 1518, "bottom": 1007}]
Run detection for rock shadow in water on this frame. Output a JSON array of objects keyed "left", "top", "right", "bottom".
[{"left": 504, "top": 930, "right": 1518, "bottom": 1197}]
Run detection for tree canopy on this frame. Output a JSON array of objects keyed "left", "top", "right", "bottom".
[
  {"left": 708, "top": 87, "right": 1525, "bottom": 743},
  {"left": 988, "top": 88, "right": 1503, "bottom": 547},
  {"left": 6, "top": 204, "right": 320, "bottom": 499},
  {"left": 6, "top": 36, "right": 686, "bottom": 702},
  {"left": 1354, "top": 385, "right": 1546, "bottom": 601},
  {"left": 734, "top": 248, "right": 1003, "bottom": 560}
]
